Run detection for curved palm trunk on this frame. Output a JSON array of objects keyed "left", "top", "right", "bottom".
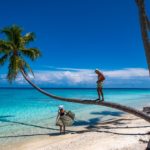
[
  {"left": 135, "top": 0, "right": 150, "bottom": 73},
  {"left": 21, "top": 70, "right": 150, "bottom": 123}
]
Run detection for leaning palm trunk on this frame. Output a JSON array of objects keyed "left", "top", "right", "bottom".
[
  {"left": 21, "top": 70, "right": 150, "bottom": 123},
  {"left": 136, "top": 0, "right": 150, "bottom": 72}
]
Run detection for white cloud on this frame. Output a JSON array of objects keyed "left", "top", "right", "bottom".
[
  {"left": 0, "top": 67, "right": 150, "bottom": 87},
  {"left": 104, "top": 68, "right": 148, "bottom": 79},
  {"left": 31, "top": 69, "right": 96, "bottom": 85}
]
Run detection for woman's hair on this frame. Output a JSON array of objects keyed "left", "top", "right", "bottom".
[{"left": 95, "top": 69, "right": 100, "bottom": 73}]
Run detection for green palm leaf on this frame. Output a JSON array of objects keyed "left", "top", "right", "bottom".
[
  {"left": 19, "top": 56, "right": 35, "bottom": 77},
  {"left": 1, "top": 25, "right": 23, "bottom": 50},
  {"left": 22, "top": 32, "right": 35, "bottom": 45},
  {"left": 0, "top": 54, "right": 8, "bottom": 66},
  {"left": 0, "top": 25, "right": 41, "bottom": 82},
  {"left": 0, "top": 40, "right": 12, "bottom": 54},
  {"left": 7, "top": 55, "right": 20, "bottom": 82},
  {"left": 21, "top": 48, "right": 41, "bottom": 60}
]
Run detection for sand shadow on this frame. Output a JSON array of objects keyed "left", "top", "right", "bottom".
[
  {"left": 91, "top": 111, "right": 124, "bottom": 117},
  {"left": 0, "top": 115, "right": 149, "bottom": 139},
  {"left": 74, "top": 117, "right": 101, "bottom": 126},
  {"left": 0, "top": 133, "right": 50, "bottom": 138},
  {"left": 0, "top": 117, "right": 59, "bottom": 131},
  {"left": 0, "top": 116, "right": 75, "bottom": 138},
  {"left": 90, "top": 125, "right": 150, "bottom": 130},
  {"left": 80, "top": 118, "right": 150, "bottom": 136},
  {"left": 75, "top": 129, "right": 150, "bottom": 136},
  {"left": 0, "top": 130, "right": 76, "bottom": 139},
  {"left": 0, "top": 116, "right": 101, "bottom": 138},
  {"left": 0, "top": 115, "right": 14, "bottom": 118}
]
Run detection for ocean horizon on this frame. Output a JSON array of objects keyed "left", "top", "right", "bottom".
[{"left": 1, "top": 87, "right": 150, "bottom": 89}]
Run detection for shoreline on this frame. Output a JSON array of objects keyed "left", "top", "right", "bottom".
[{"left": 2, "top": 113, "right": 149, "bottom": 150}]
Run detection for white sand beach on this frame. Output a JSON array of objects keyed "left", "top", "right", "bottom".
[{"left": 5, "top": 114, "right": 149, "bottom": 150}]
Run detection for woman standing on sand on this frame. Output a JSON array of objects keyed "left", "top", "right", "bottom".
[
  {"left": 95, "top": 69, "right": 105, "bottom": 101},
  {"left": 56, "top": 105, "right": 75, "bottom": 134}
]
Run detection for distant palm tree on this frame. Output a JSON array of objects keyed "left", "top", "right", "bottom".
[
  {"left": 135, "top": 0, "right": 150, "bottom": 72},
  {"left": 0, "top": 25, "right": 150, "bottom": 123}
]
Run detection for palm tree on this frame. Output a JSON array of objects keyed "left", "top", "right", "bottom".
[
  {"left": 135, "top": 0, "right": 150, "bottom": 72},
  {"left": 135, "top": 1, "right": 150, "bottom": 147},
  {"left": 0, "top": 25, "right": 41, "bottom": 82},
  {"left": 0, "top": 25, "right": 150, "bottom": 123}
]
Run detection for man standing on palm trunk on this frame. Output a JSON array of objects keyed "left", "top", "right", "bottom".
[{"left": 95, "top": 69, "right": 105, "bottom": 101}]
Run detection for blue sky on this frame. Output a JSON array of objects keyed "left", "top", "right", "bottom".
[{"left": 0, "top": 0, "right": 150, "bottom": 88}]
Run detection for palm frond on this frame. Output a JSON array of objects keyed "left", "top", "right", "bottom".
[
  {"left": 21, "top": 48, "right": 41, "bottom": 60},
  {"left": 0, "top": 54, "right": 8, "bottom": 66},
  {"left": 7, "top": 55, "right": 20, "bottom": 82},
  {"left": 23, "top": 61, "right": 34, "bottom": 77},
  {"left": 1, "top": 27, "right": 13, "bottom": 41},
  {"left": 1, "top": 25, "right": 22, "bottom": 49},
  {"left": 0, "top": 40, "right": 12, "bottom": 54},
  {"left": 22, "top": 32, "right": 35, "bottom": 45},
  {"left": 18, "top": 56, "right": 34, "bottom": 77}
]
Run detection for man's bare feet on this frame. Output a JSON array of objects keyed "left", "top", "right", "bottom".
[
  {"left": 95, "top": 98, "right": 100, "bottom": 101},
  {"left": 95, "top": 98, "right": 104, "bottom": 102}
]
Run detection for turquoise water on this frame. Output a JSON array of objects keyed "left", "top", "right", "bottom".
[{"left": 0, "top": 88, "right": 150, "bottom": 146}]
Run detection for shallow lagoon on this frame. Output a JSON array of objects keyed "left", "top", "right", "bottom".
[{"left": 0, "top": 88, "right": 149, "bottom": 145}]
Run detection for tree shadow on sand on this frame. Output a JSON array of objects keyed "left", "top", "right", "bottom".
[
  {"left": 0, "top": 115, "right": 73, "bottom": 138},
  {"left": 90, "top": 111, "right": 124, "bottom": 117},
  {"left": 0, "top": 116, "right": 102, "bottom": 138},
  {"left": 73, "top": 110, "right": 124, "bottom": 126},
  {"left": 90, "top": 111, "right": 126, "bottom": 125},
  {"left": 0, "top": 132, "right": 62, "bottom": 139},
  {"left": 74, "top": 117, "right": 101, "bottom": 126},
  {"left": 0, "top": 115, "right": 149, "bottom": 138},
  {"left": 0, "top": 115, "right": 14, "bottom": 119},
  {"left": 75, "top": 129, "right": 150, "bottom": 136},
  {"left": 79, "top": 117, "right": 150, "bottom": 136},
  {"left": 73, "top": 114, "right": 150, "bottom": 136},
  {"left": 0, "top": 117, "right": 57, "bottom": 131}
]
